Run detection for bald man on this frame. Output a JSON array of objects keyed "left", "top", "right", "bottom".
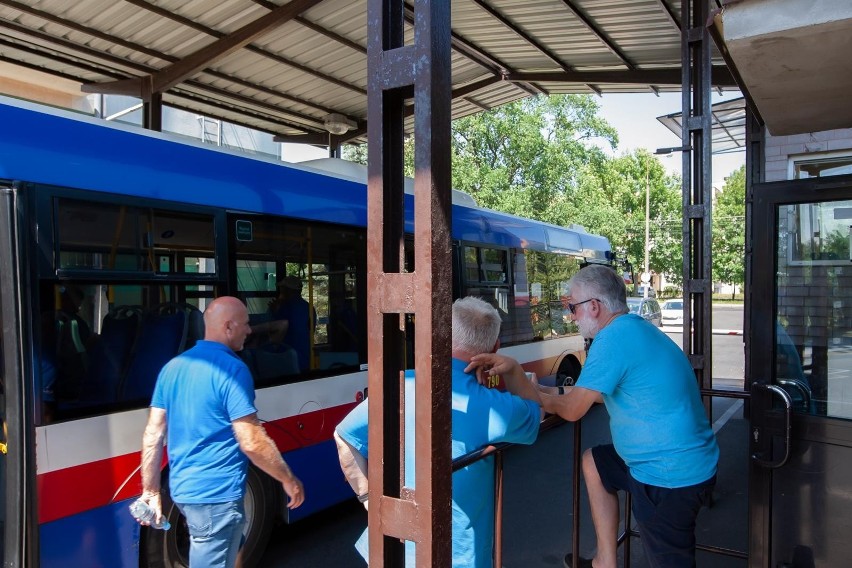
[{"left": 138, "top": 296, "right": 304, "bottom": 568}]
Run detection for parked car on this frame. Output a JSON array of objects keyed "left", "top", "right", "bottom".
[
  {"left": 634, "top": 284, "right": 656, "bottom": 298},
  {"left": 660, "top": 299, "right": 685, "bottom": 326},
  {"left": 626, "top": 297, "right": 662, "bottom": 327}
]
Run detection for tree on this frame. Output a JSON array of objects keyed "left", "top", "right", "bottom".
[
  {"left": 574, "top": 150, "right": 683, "bottom": 285},
  {"left": 342, "top": 137, "right": 415, "bottom": 177},
  {"left": 342, "top": 94, "right": 684, "bottom": 282},
  {"left": 450, "top": 95, "right": 617, "bottom": 227},
  {"left": 712, "top": 165, "right": 746, "bottom": 298}
]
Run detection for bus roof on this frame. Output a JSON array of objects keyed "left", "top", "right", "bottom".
[{"left": 0, "top": 97, "right": 611, "bottom": 261}]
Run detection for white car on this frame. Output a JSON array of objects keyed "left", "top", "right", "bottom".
[{"left": 660, "top": 299, "right": 685, "bottom": 326}]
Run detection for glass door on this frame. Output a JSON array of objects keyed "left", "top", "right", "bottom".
[{"left": 750, "top": 176, "right": 852, "bottom": 567}]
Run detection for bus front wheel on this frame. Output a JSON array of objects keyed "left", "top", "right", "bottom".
[
  {"left": 556, "top": 355, "right": 582, "bottom": 387},
  {"left": 144, "top": 466, "right": 279, "bottom": 568}
]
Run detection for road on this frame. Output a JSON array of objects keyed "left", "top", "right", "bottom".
[
  {"left": 662, "top": 303, "right": 745, "bottom": 390},
  {"left": 258, "top": 304, "right": 747, "bottom": 568}
]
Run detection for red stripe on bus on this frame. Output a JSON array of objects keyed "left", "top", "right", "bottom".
[
  {"left": 37, "top": 402, "right": 360, "bottom": 524},
  {"left": 38, "top": 451, "right": 142, "bottom": 524}
]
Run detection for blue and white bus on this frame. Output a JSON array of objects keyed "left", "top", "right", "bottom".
[{"left": 0, "top": 97, "right": 612, "bottom": 567}]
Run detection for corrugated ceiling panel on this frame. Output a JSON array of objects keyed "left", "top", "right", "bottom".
[{"left": 0, "top": 0, "right": 731, "bottom": 140}]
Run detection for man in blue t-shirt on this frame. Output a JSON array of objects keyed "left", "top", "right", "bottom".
[
  {"left": 137, "top": 296, "right": 305, "bottom": 568},
  {"left": 527, "top": 265, "right": 719, "bottom": 568},
  {"left": 270, "top": 276, "right": 315, "bottom": 372},
  {"left": 334, "top": 296, "right": 543, "bottom": 567}
]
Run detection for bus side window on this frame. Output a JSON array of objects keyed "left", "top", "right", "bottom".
[{"left": 118, "top": 303, "right": 200, "bottom": 403}]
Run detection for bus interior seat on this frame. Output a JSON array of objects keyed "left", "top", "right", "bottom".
[
  {"left": 185, "top": 307, "right": 205, "bottom": 349},
  {"left": 242, "top": 342, "right": 300, "bottom": 382},
  {"left": 79, "top": 306, "right": 143, "bottom": 405},
  {"left": 53, "top": 312, "right": 89, "bottom": 401},
  {"left": 118, "top": 303, "right": 199, "bottom": 403}
]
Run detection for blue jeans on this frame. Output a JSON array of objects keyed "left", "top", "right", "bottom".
[{"left": 177, "top": 500, "right": 245, "bottom": 568}]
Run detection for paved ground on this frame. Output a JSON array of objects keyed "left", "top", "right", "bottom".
[
  {"left": 259, "top": 400, "right": 748, "bottom": 567},
  {"left": 259, "top": 305, "right": 748, "bottom": 568},
  {"left": 259, "top": 304, "right": 749, "bottom": 567}
]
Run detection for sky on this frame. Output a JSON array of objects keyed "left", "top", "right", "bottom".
[
  {"left": 593, "top": 91, "right": 745, "bottom": 189},
  {"left": 282, "top": 91, "right": 747, "bottom": 189}
]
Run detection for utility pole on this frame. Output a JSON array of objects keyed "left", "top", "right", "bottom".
[{"left": 643, "top": 157, "right": 650, "bottom": 298}]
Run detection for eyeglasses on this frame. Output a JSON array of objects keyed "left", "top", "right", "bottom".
[{"left": 567, "top": 298, "right": 599, "bottom": 315}]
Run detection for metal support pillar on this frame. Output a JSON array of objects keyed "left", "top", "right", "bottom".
[
  {"left": 743, "top": 105, "right": 764, "bottom": 412},
  {"left": 681, "top": 0, "right": 714, "bottom": 412},
  {"left": 142, "top": 84, "right": 163, "bottom": 132},
  {"left": 366, "top": 0, "right": 453, "bottom": 566}
]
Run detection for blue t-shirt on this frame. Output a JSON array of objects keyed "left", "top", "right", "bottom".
[
  {"left": 577, "top": 314, "right": 719, "bottom": 488},
  {"left": 273, "top": 297, "right": 313, "bottom": 371},
  {"left": 336, "top": 358, "right": 541, "bottom": 568},
  {"left": 150, "top": 340, "right": 257, "bottom": 504}
]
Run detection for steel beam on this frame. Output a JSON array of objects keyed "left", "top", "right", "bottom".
[
  {"left": 681, "top": 0, "right": 714, "bottom": 413},
  {"left": 366, "top": 0, "right": 453, "bottom": 566}
]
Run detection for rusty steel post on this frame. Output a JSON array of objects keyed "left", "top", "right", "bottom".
[{"left": 366, "top": 0, "right": 453, "bottom": 566}]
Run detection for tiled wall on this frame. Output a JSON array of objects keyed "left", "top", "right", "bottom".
[{"left": 765, "top": 128, "right": 852, "bottom": 182}]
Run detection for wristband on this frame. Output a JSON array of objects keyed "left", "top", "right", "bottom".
[
  {"left": 357, "top": 493, "right": 369, "bottom": 503},
  {"left": 557, "top": 386, "right": 565, "bottom": 395}
]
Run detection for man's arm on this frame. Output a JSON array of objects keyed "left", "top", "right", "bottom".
[
  {"left": 333, "top": 430, "right": 369, "bottom": 509},
  {"left": 139, "top": 407, "right": 167, "bottom": 525},
  {"left": 250, "top": 320, "right": 289, "bottom": 343},
  {"left": 465, "top": 353, "right": 543, "bottom": 407},
  {"left": 538, "top": 386, "right": 601, "bottom": 422},
  {"left": 232, "top": 413, "right": 305, "bottom": 509}
]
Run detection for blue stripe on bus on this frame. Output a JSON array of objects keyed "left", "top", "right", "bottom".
[
  {"left": 40, "top": 497, "right": 140, "bottom": 568},
  {"left": 283, "top": 439, "right": 355, "bottom": 523}
]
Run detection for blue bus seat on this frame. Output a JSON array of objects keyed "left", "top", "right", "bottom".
[
  {"left": 118, "top": 303, "right": 199, "bottom": 403},
  {"left": 241, "top": 342, "right": 299, "bottom": 382},
  {"left": 185, "top": 306, "right": 205, "bottom": 349}
]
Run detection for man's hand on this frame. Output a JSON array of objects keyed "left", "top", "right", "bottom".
[
  {"left": 138, "top": 489, "right": 164, "bottom": 526},
  {"left": 465, "top": 353, "right": 541, "bottom": 407},
  {"left": 282, "top": 475, "right": 305, "bottom": 509},
  {"left": 465, "top": 352, "right": 523, "bottom": 381}
]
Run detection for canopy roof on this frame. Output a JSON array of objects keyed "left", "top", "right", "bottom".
[
  {"left": 0, "top": 0, "right": 735, "bottom": 143},
  {"left": 657, "top": 96, "right": 746, "bottom": 155}
]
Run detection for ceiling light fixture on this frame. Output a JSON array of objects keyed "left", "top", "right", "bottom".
[{"left": 323, "top": 113, "right": 356, "bottom": 135}]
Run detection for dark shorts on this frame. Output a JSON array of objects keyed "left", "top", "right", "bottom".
[{"left": 591, "top": 444, "right": 715, "bottom": 568}]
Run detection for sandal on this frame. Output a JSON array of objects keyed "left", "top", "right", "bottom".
[{"left": 563, "top": 553, "right": 594, "bottom": 568}]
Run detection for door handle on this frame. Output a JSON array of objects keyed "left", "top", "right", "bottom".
[{"left": 751, "top": 383, "right": 793, "bottom": 469}]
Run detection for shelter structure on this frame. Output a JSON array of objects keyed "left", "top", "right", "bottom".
[{"left": 3, "top": 0, "right": 852, "bottom": 567}]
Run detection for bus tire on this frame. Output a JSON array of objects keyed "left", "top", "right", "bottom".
[
  {"left": 556, "top": 355, "right": 582, "bottom": 387},
  {"left": 143, "top": 466, "right": 279, "bottom": 568}
]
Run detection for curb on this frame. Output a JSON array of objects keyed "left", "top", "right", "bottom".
[{"left": 662, "top": 326, "right": 743, "bottom": 336}]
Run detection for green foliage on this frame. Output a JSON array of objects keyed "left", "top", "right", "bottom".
[
  {"left": 343, "top": 138, "right": 415, "bottom": 177},
  {"left": 341, "top": 94, "right": 687, "bottom": 283},
  {"left": 451, "top": 95, "right": 617, "bottom": 227},
  {"left": 712, "top": 165, "right": 746, "bottom": 295}
]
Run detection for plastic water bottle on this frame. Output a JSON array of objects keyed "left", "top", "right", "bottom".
[{"left": 129, "top": 498, "right": 171, "bottom": 530}]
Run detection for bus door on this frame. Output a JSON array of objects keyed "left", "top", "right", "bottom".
[
  {"left": 750, "top": 174, "right": 852, "bottom": 567},
  {"left": 1, "top": 186, "right": 34, "bottom": 567}
]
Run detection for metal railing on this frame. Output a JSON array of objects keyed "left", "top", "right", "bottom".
[
  {"left": 451, "top": 414, "right": 565, "bottom": 568},
  {"left": 456, "top": 393, "right": 751, "bottom": 568}
]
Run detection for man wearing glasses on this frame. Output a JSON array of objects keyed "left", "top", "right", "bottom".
[{"left": 474, "top": 264, "right": 718, "bottom": 568}]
